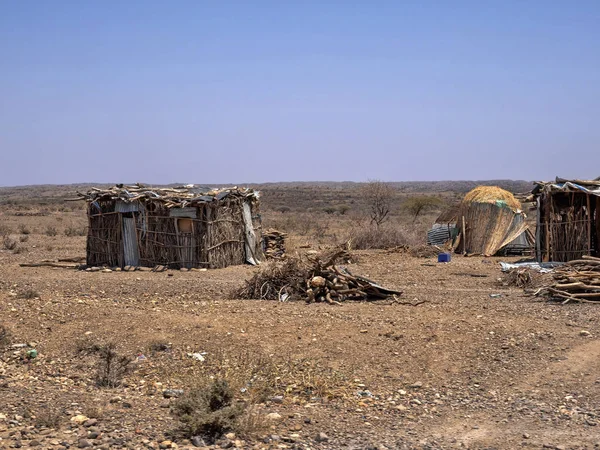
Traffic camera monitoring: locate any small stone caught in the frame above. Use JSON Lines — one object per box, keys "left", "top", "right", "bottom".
{"left": 315, "top": 432, "right": 329, "bottom": 442}
{"left": 78, "top": 439, "right": 92, "bottom": 448}
{"left": 191, "top": 436, "right": 206, "bottom": 447}
{"left": 411, "top": 381, "right": 423, "bottom": 388}
{"left": 225, "top": 433, "right": 236, "bottom": 440}
{"left": 266, "top": 412, "right": 282, "bottom": 422}
{"left": 523, "top": 433, "right": 530, "bottom": 439}
{"left": 271, "top": 396, "right": 284, "bottom": 404}
{"left": 83, "top": 419, "right": 97, "bottom": 427}
{"left": 580, "top": 330, "right": 591, "bottom": 337}
{"left": 29, "top": 440, "right": 41, "bottom": 447}
{"left": 70, "top": 415, "right": 89, "bottom": 425}
{"left": 159, "top": 441, "right": 173, "bottom": 449}
{"left": 162, "top": 389, "right": 184, "bottom": 399}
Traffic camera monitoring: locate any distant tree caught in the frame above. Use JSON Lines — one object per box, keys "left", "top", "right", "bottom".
{"left": 362, "top": 180, "right": 395, "bottom": 228}
{"left": 402, "top": 196, "right": 443, "bottom": 220}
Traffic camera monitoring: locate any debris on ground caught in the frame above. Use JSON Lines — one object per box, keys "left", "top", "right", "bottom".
{"left": 534, "top": 256, "right": 600, "bottom": 304}
{"left": 234, "top": 249, "right": 401, "bottom": 303}
{"left": 263, "top": 228, "right": 287, "bottom": 259}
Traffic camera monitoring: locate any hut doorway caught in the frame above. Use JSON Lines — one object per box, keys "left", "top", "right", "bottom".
{"left": 175, "top": 217, "right": 195, "bottom": 269}
{"left": 121, "top": 213, "right": 140, "bottom": 267}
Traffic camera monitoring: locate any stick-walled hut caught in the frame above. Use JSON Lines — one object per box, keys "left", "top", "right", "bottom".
{"left": 531, "top": 178, "right": 600, "bottom": 262}
{"left": 455, "top": 186, "right": 532, "bottom": 256}
{"left": 79, "top": 184, "right": 263, "bottom": 269}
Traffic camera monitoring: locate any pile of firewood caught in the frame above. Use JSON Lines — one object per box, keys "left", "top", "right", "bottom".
{"left": 306, "top": 251, "right": 401, "bottom": 304}
{"left": 263, "top": 229, "right": 287, "bottom": 259}
{"left": 535, "top": 256, "right": 600, "bottom": 304}
{"left": 234, "top": 248, "right": 402, "bottom": 304}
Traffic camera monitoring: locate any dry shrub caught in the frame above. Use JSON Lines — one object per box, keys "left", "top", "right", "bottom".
{"left": 18, "top": 224, "right": 31, "bottom": 235}
{"left": 65, "top": 226, "right": 86, "bottom": 237}
{"left": 174, "top": 348, "right": 346, "bottom": 441}
{"left": 18, "top": 288, "right": 39, "bottom": 299}
{"left": 19, "top": 235, "right": 29, "bottom": 243}
{"left": 173, "top": 378, "right": 246, "bottom": 441}
{"left": 348, "top": 226, "right": 411, "bottom": 250}
{"left": 34, "top": 405, "right": 63, "bottom": 429}
{"left": 0, "top": 325, "right": 10, "bottom": 348}
{"left": 149, "top": 340, "right": 171, "bottom": 353}
{"left": 233, "top": 257, "right": 311, "bottom": 301}
{"left": 0, "top": 224, "right": 12, "bottom": 236}
{"left": 45, "top": 226, "right": 58, "bottom": 237}
{"left": 3, "top": 236, "right": 17, "bottom": 251}
{"left": 95, "top": 343, "right": 131, "bottom": 387}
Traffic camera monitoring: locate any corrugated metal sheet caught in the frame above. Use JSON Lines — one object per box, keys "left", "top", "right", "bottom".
{"left": 122, "top": 217, "right": 140, "bottom": 266}
{"left": 427, "top": 224, "right": 455, "bottom": 246}
{"left": 170, "top": 207, "right": 197, "bottom": 218}
{"left": 242, "top": 202, "right": 260, "bottom": 265}
{"left": 115, "top": 200, "right": 141, "bottom": 213}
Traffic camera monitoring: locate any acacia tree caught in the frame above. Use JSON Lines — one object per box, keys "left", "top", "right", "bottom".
{"left": 362, "top": 180, "right": 395, "bottom": 228}
{"left": 402, "top": 196, "right": 443, "bottom": 220}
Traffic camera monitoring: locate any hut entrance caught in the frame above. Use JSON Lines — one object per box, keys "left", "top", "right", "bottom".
{"left": 121, "top": 213, "right": 140, "bottom": 267}
{"left": 174, "top": 216, "right": 196, "bottom": 269}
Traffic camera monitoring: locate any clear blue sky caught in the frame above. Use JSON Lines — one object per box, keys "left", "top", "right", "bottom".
{"left": 1, "top": 1, "right": 599, "bottom": 186}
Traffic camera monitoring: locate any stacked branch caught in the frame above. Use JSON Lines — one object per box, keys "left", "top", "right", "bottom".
{"left": 234, "top": 249, "right": 401, "bottom": 304}
{"left": 535, "top": 256, "right": 600, "bottom": 304}
{"left": 263, "top": 229, "right": 287, "bottom": 259}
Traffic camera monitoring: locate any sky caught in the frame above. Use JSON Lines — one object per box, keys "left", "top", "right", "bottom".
{"left": 1, "top": 1, "right": 599, "bottom": 186}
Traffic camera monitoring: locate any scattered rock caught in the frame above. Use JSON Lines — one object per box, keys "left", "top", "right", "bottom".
{"left": 315, "top": 432, "right": 329, "bottom": 443}
{"left": 266, "top": 412, "right": 282, "bottom": 422}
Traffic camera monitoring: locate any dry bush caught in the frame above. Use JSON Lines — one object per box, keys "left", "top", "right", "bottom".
{"left": 34, "top": 405, "right": 63, "bottom": 429}
{"left": 45, "top": 226, "right": 58, "bottom": 237}
{"left": 362, "top": 180, "right": 395, "bottom": 228}
{"left": 19, "top": 235, "right": 29, "bottom": 243}
{"left": 348, "top": 226, "right": 412, "bottom": 250}
{"left": 0, "top": 325, "right": 10, "bottom": 348}
{"left": 173, "top": 378, "right": 246, "bottom": 441}
{"left": 17, "top": 224, "right": 31, "bottom": 235}
{"left": 95, "top": 343, "right": 131, "bottom": 387}
{"left": 3, "top": 236, "right": 17, "bottom": 251}
{"left": 0, "top": 224, "right": 12, "bottom": 236}
{"left": 65, "top": 226, "right": 86, "bottom": 237}
{"left": 174, "top": 348, "right": 345, "bottom": 441}
{"left": 18, "top": 288, "right": 39, "bottom": 299}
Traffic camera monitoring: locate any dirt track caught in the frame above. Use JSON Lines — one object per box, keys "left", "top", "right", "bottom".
{"left": 2, "top": 231, "right": 600, "bottom": 449}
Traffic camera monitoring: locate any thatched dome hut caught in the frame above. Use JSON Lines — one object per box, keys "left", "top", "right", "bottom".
{"left": 456, "top": 186, "right": 530, "bottom": 256}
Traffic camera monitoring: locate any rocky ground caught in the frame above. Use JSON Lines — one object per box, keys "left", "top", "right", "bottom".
{"left": 1, "top": 220, "right": 600, "bottom": 449}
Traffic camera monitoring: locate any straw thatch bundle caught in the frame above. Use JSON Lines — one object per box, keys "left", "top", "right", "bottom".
{"left": 463, "top": 186, "right": 522, "bottom": 211}
{"left": 456, "top": 186, "right": 529, "bottom": 256}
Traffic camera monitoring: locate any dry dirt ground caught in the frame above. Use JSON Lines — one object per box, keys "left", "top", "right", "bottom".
{"left": 1, "top": 192, "right": 600, "bottom": 450}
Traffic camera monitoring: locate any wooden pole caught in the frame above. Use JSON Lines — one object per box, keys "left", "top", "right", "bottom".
{"left": 544, "top": 195, "right": 550, "bottom": 262}
{"left": 587, "top": 193, "right": 592, "bottom": 256}
{"left": 462, "top": 215, "right": 467, "bottom": 255}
